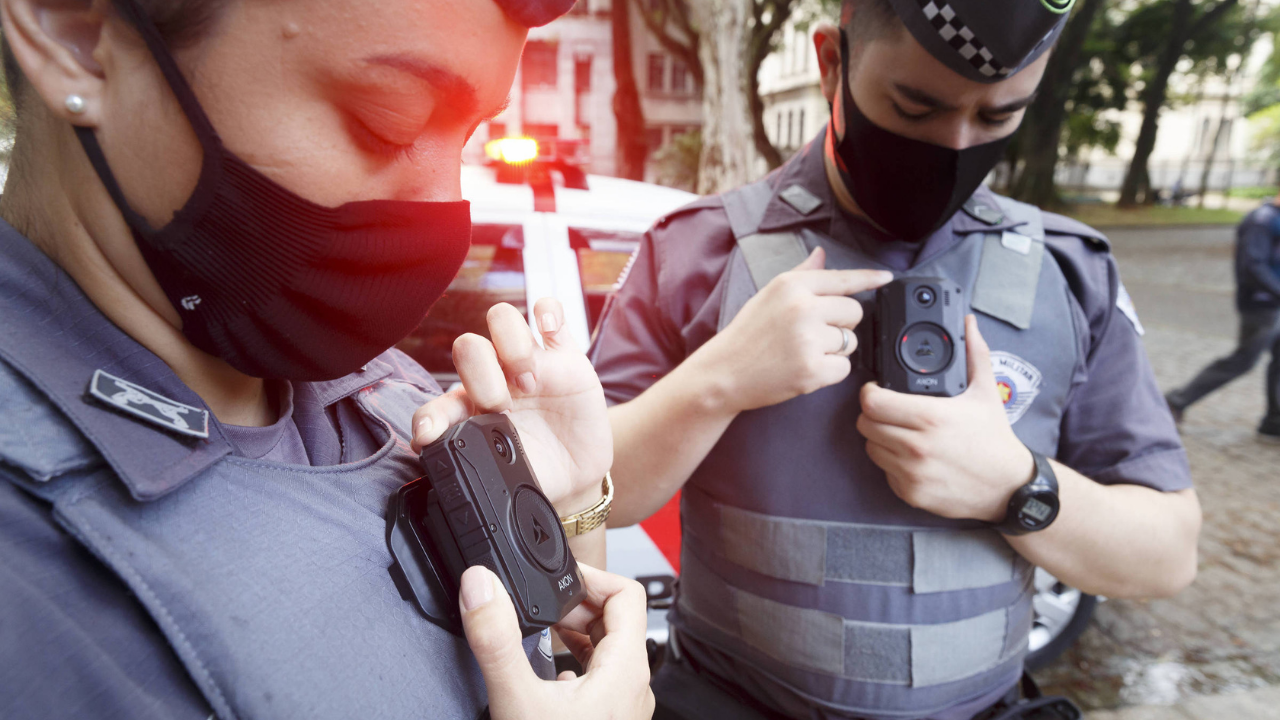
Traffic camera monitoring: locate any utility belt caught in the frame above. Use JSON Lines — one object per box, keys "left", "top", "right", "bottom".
{"left": 654, "top": 628, "right": 1081, "bottom": 720}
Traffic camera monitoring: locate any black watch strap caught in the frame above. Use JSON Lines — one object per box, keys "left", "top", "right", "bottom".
{"left": 994, "top": 450, "right": 1060, "bottom": 536}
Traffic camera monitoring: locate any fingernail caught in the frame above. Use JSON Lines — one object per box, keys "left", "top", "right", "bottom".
{"left": 541, "top": 313, "right": 559, "bottom": 335}
{"left": 877, "top": 271, "right": 895, "bottom": 282}
{"left": 414, "top": 416, "right": 431, "bottom": 442}
{"left": 516, "top": 372, "right": 536, "bottom": 394}
{"left": 460, "top": 567, "right": 494, "bottom": 612}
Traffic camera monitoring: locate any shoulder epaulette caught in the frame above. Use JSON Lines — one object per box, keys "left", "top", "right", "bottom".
{"left": 1040, "top": 211, "right": 1111, "bottom": 252}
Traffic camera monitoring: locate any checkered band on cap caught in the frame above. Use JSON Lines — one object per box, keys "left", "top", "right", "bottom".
{"left": 918, "top": 0, "right": 1012, "bottom": 78}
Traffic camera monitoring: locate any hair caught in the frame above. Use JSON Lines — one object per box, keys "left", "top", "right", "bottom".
{"left": 840, "top": 0, "right": 903, "bottom": 50}
{"left": 2, "top": 0, "right": 230, "bottom": 114}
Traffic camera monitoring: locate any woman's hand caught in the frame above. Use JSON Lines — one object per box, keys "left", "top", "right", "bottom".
{"left": 411, "top": 298, "right": 611, "bottom": 514}
{"left": 459, "top": 563, "right": 654, "bottom": 720}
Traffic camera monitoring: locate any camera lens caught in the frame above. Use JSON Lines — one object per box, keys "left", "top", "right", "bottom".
{"left": 493, "top": 434, "right": 510, "bottom": 460}
{"left": 914, "top": 287, "right": 936, "bottom": 308}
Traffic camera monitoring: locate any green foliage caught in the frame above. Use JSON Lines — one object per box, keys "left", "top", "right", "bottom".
{"left": 1226, "top": 184, "right": 1279, "bottom": 198}
{"left": 652, "top": 128, "right": 702, "bottom": 191}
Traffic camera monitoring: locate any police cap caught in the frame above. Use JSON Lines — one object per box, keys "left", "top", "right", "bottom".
{"left": 495, "top": 0, "right": 577, "bottom": 27}
{"left": 885, "top": 0, "right": 1075, "bottom": 83}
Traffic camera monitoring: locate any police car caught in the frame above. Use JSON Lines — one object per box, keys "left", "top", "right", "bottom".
{"left": 394, "top": 137, "right": 1095, "bottom": 670}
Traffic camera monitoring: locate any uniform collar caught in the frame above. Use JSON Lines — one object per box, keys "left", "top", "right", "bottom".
{"left": 754, "top": 124, "right": 1032, "bottom": 242}
{"left": 0, "top": 222, "right": 391, "bottom": 501}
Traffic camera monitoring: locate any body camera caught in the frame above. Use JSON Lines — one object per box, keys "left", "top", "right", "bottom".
{"left": 874, "top": 277, "right": 967, "bottom": 397}
{"left": 387, "top": 414, "right": 584, "bottom": 637}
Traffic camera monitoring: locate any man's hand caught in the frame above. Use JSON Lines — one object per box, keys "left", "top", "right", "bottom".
{"left": 411, "top": 298, "right": 610, "bottom": 515}
{"left": 857, "top": 315, "right": 1035, "bottom": 522}
{"left": 692, "top": 246, "right": 893, "bottom": 413}
{"left": 460, "top": 564, "right": 654, "bottom": 720}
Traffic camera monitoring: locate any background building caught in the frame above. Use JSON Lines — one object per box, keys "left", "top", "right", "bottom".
{"left": 463, "top": 0, "right": 702, "bottom": 179}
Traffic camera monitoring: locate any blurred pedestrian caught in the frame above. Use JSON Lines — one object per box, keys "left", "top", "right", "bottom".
{"left": 1166, "top": 196, "right": 1280, "bottom": 438}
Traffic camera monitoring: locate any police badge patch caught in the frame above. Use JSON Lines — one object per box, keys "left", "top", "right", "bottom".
{"left": 990, "top": 351, "right": 1042, "bottom": 425}
{"left": 88, "top": 370, "right": 210, "bottom": 439}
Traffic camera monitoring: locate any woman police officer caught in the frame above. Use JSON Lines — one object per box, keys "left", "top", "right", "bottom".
{"left": 0, "top": 0, "right": 653, "bottom": 718}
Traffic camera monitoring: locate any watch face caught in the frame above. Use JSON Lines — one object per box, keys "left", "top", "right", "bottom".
{"left": 1022, "top": 497, "right": 1054, "bottom": 522}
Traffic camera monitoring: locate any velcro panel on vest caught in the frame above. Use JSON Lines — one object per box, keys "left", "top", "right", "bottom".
{"left": 678, "top": 550, "right": 1023, "bottom": 687}
{"left": 971, "top": 232, "right": 1045, "bottom": 330}
{"left": 713, "top": 500, "right": 1018, "bottom": 593}
{"left": 738, "top": 233, "right": 811, "bottom": 291}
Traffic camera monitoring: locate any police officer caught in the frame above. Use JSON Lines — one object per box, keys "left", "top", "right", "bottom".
{"left": 1165, "top": 196, "right": 1280, "bottom": 438}
{"left": 591, "top": 0, "right": 1203, "bottom": 718}
{"left": 0, "top": 1, "right": 653, "bottom": 718}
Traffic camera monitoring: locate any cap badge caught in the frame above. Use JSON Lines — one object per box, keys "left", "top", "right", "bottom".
{"left": 87, "top": 370, "right": 210, "bottom": 439}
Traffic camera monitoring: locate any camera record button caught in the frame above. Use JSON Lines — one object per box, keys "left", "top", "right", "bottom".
{"left": 899, "top": 323, "right": 955, "bottom": 375}
{"left": 513, "top": 487, "right": 567, "bottom": 573}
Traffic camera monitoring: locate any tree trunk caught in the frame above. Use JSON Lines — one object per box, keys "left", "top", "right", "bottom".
{"left": 1010, "top": 0, "right": 1106, "bottom": 208}
{"left": 1118, "top": 0, "right": 1194, "bottom": 207}
{"left": 690, "top": 0, "right": 759, "bottom": 194}
{"left": 612, "top": 0, "right": 648, "bottom": 181}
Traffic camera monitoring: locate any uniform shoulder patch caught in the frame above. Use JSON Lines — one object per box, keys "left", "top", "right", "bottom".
{"left": 87, "top": 370, "right": 210, "bottom": 439}
{"left": 990, "top": 351, "right": 1042, "bottom": 425}
{"left": 1116, "top": 283, "right": 1145, "bottom": 336}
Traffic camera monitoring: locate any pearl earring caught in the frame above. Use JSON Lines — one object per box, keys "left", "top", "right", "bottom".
{"left": 64, "top": 94, "right": 86, "bottom": 114}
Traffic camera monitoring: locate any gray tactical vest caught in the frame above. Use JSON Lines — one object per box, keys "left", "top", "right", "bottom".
{"left": 671, "top": 180, "right": 1082, "bottom": 718}
{"left": 0, "top": 361, "right": 551, "bottom": 720}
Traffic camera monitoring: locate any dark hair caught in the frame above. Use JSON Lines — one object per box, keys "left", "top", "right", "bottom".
{"left": 841, "top": 0, "right": 902, "bottom": 47}
{"left": 2, "top": 0, "right": 230, "bottom": 112}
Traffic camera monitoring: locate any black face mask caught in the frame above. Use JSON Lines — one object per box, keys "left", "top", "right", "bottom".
{"left": 831, "top": 31, "right": 1012, "bottom": 242}
{"left": 75, "top": 0, "right": 472, "bottom": 381}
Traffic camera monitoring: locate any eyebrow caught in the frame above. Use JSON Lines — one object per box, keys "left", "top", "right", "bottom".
{"left": 365, "top": 54, "right": 507, "bottom": 121}
{"left": 892, "top": 82, "right": 1038, "bottom": 115}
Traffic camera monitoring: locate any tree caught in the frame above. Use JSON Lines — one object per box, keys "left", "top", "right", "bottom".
{"left": 636, "top": 0, "right": 802, "bottom": 193}
{"left": 1117, "top": 0, "right": 1242, "bottom": 206}
{"left": 1007, "top": 0, "right": 1109, "bottom": 207}
{"left": 612, "top": 0, "right": 649, "bottom": 180}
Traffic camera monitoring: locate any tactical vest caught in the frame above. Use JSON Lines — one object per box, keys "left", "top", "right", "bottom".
{"left": 0, "top": 359, "right": 551, "bottom": 720}
{"left": 671, "top": 180, "right": 1083, "bottom": 719}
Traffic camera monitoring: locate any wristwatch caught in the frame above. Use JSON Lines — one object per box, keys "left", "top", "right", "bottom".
{"left": 993, "top": 451, "right": 1060, "bottom": 536}
{"left": 560, "top": 472, "right": 614, "bottom": 538}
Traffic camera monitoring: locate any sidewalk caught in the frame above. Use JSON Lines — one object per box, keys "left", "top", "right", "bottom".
{"left": 1087, "top": 684, "right": 1280, "bottom": 719}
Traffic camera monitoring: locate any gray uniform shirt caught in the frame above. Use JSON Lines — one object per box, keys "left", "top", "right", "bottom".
{"left": 0, "top": 221, "right": 527, "bottom": 719}
{"left": 589, "top": 127, "right": 1191, "bottom": 719}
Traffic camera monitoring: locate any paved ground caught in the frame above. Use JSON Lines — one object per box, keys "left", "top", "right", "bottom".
{"left": 1031, "top": 226, "right": 1280, "bottom": 718}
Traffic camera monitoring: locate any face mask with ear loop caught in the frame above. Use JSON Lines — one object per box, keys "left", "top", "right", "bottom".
{"left": 73, "top": 0, "right": 473, "bottom": 381}
{"left": 830, "top": 29, "right": 1013, "bottom": 242}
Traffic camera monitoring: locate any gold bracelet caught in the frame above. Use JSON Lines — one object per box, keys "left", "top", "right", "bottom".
{"left": 560, "top": 472, "right": 613, "bottom": 538}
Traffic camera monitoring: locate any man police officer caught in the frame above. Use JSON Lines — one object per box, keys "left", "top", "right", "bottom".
{"left": 590, "top": 0, "right": 1202, "bottom": 718}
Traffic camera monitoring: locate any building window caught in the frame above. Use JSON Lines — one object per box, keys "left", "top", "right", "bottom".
{"left": 787, "top": 110, "right": 794, "bottom": 148}
{"left": 522, "top": 41, "right": 558, "bottom": 89}
{"left": 776, "top": 112, "right": 783, "bottom": 146}
{"left": 798, "top": 109, "right": 805, "bottom": 145}
{"left": 568, "top": 0, "right": 589, "bottom": 15}
{"left": 647, "top": 53, "right": 666, "bottom": 93}
{"left": 671, "top": 60, "right": 692, "bottom": 94}
{"left": 575, "top": 56, "right": 593, "bottom": 93}
{"left": 488, "top": 122, "right": 507, "bottom": 140}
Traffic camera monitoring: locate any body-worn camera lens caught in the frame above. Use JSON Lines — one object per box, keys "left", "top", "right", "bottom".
{"left": 914, "top": 287, "right": 936, "bottom": 307}
{"left": 493, "top": 432, "right": 512, "bottom": 461}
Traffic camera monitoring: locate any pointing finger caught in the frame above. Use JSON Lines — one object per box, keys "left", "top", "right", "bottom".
{"left": 793, "top": 268, "right": 895, "bottom": 297}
